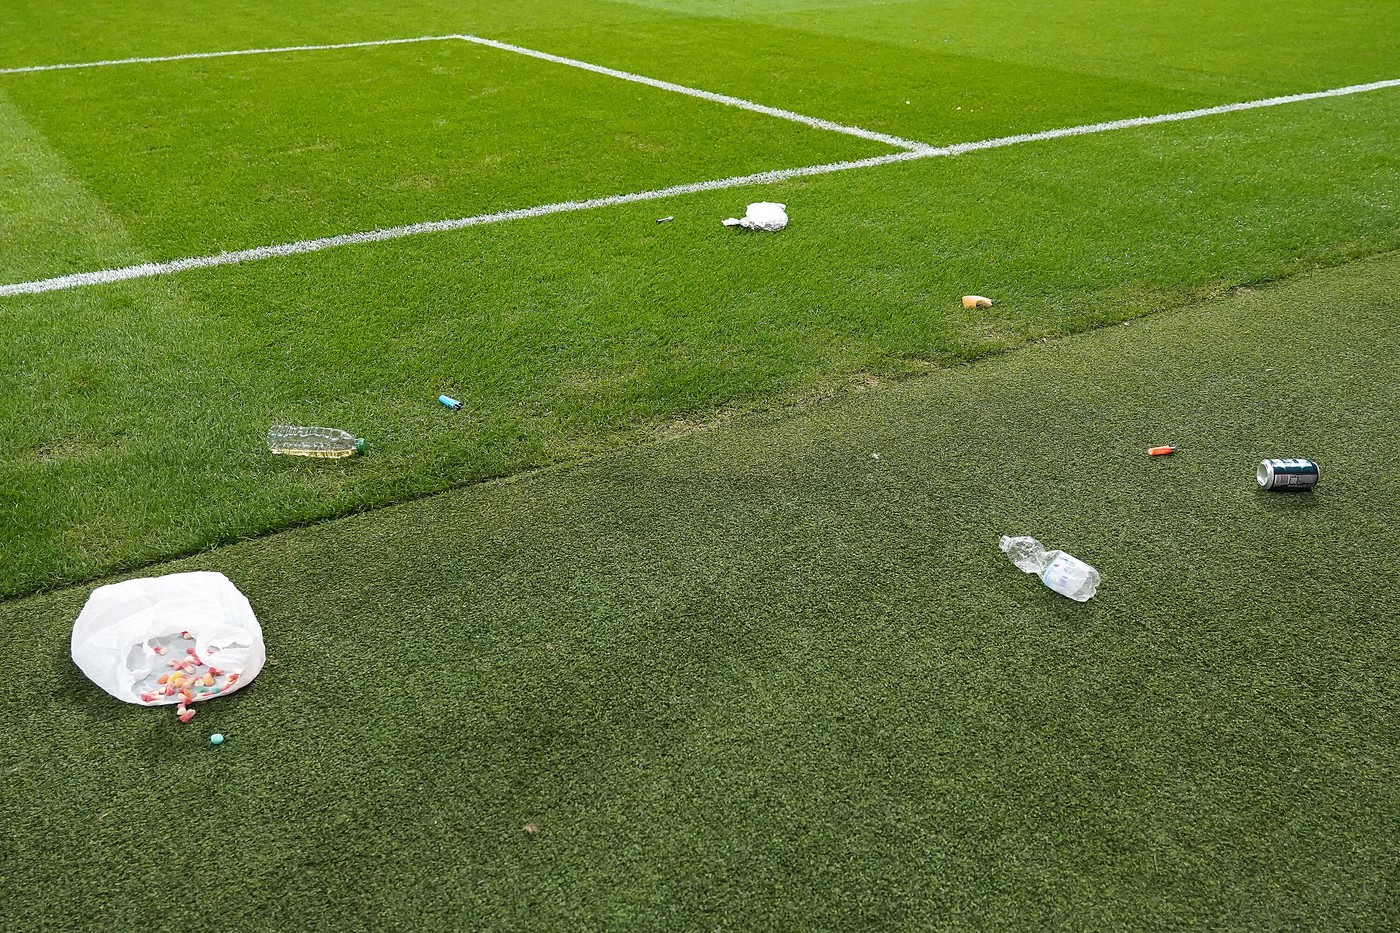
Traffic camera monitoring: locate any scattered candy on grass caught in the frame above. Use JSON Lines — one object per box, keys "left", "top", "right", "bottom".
{"left": 135, "top": 636, "right": 247, "bottom": 721}
{"left": 210, "top": 734, "right": 224, "bottom": 746}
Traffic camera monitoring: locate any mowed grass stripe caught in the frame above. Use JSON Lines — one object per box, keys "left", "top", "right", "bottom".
{"left": 3, "top": 253, "right": 1396, "bottom": 930}
{"left": 4, "top": 75, "right": 1398, "bottom": 297}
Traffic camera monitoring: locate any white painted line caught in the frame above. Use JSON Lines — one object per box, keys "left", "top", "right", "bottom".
{"left": 2, "top": 75, "right": 1396, "bottom": 298}
{"left": 0, "top": 32, "right": 924, "bottom": 152}
{"left": 452, "top": 34, "right": 928, "bottom": 152}
{"left": 0, "top": 35, "right": 460, "bottom": 75}
{"left": 932, "top": 76, "right": 1400, "bottom": 156}
{"left": 0, "top": 151, "right": 925, "bottom": 297}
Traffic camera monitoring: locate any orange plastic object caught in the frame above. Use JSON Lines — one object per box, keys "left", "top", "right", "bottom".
{"left": 1148, "top": 445, "right": 1177, "bottom": 457}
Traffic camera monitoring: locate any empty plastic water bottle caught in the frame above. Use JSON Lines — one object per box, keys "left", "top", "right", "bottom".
{"left": 267, "top": 425, "right": 364, "bottom": 458}
{"left": 999, "top": 535, "right": 1100, "bottom": 602}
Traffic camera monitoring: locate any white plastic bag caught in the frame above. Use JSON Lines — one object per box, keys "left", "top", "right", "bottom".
{"left": 722, "top": 202, "right": 788, "bottom": 231}
{"left": 71, "top": 571, "right": 265, "bottom": 706}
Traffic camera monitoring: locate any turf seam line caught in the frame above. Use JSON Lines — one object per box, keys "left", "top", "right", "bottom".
{"left": 0, "top": 35, "right": 461, "bottom": 74}
{"left": 449, "top": 34, "right": 928, "bottom": 151}
{"left": 1, "top": 76, "right": 1397, "bottom": 298}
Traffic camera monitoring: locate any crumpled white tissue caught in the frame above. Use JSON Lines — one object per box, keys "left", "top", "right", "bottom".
{"left": 723, "top": 202, "right": 788, "bottom": 232}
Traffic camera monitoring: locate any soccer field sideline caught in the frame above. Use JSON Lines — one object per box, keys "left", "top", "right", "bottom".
{"left": 1, "top": 31, "right": 1396, "bottom": 297}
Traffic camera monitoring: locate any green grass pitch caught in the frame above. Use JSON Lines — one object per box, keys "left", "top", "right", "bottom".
{"left": 1, "top": 1, "right": 1398, "bottom": 929}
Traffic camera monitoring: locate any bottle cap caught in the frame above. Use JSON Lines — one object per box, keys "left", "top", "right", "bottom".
{"left": 355, "top": 438, "right": 366, "bottom": 455}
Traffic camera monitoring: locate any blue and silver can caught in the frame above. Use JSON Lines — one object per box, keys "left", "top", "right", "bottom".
{"left": 1257, "top": 458, "right": 1319, "bottom": 491}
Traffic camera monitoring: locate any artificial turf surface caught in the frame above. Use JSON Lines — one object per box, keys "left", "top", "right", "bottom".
{"left": 2, "top": 0, "right": 1399, "bottom": 598}
{"left": 2, "top": 252, "right": 1397, "bottom": 931}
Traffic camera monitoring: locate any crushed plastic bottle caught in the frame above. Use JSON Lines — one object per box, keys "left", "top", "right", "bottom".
{"left": 267, "top": 425, "right": 364, "bottom": 458}
{"left": 998, "top": 535, "right": 1100, "bottom": 602}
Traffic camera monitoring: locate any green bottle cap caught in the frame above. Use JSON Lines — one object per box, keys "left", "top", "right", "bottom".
{"left": 355, "top": 438, "right": 366, "bottom": 455}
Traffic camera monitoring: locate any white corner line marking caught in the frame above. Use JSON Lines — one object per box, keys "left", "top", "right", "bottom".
{"left": 0, "top": 32, "right": 925, "bottom": 151}
{"left": 451, "top": 34, "right": 928, "bottom": 152}
{"left": 2, "top": 76, "right": 1397, "bottom": 298}
{"left": 0, "top": 35, "right": 461, "bottom": 75}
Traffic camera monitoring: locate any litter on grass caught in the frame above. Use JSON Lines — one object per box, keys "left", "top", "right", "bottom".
{"left": 962, "top": 295, "right": 994, "bottom": 309}
{"left": 1148, "top": 444, "right": 1178, "bottom": 456}
{"left": 267, "top": 425, "right": 363, "bottom": 458}
{"left": 438, "top": 395, "right": 463, "bottom": 411}
{"left": 723, "top": 202, "right": 788, "bottom": 232}
{"left": 999, "top": 536, "right": 1100, "bottom": 602}
{"left": 656, "top": 216, "right": 674, "bottom": 224}
{"left": 1257, "top": 458, "right": 1319, "bottom": 491}
{"left": 71, "top": 571, "right": 265, "bottom": 723}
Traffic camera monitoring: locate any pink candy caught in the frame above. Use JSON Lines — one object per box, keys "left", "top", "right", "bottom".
{"left": 143, "top": 638, "right": 241, "bottom": 723}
